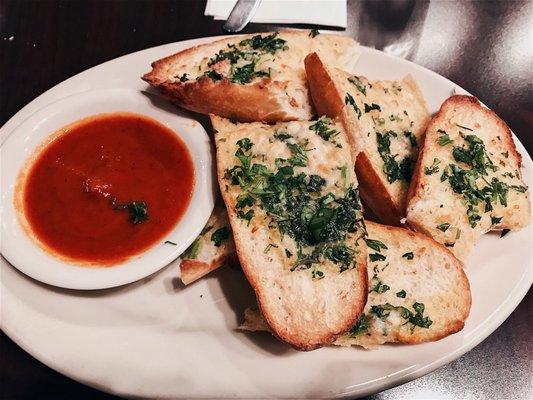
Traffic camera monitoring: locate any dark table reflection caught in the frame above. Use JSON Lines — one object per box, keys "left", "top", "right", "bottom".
{"left": 0, "top": 0, "right": 531, "bottom": 399}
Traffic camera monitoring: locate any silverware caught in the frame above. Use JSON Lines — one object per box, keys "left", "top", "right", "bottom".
{"left": 223, "top": 0, "right": 262, "bottom": 33}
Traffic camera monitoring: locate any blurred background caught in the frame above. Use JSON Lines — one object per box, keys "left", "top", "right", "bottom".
{"left": 1, "top": 1, "right": 531, "bottom": 399}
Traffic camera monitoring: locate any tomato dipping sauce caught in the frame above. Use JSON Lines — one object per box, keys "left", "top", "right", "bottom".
{"left": 20, "top": 113, "right": 194, "bottom": 265}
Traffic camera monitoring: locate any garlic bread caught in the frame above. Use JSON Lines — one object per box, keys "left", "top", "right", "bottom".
{"left": 179, "top": 202, "right": 236, "bottom": 285}
{"left": 143, "top": 30, "right": 360, "bottom": 123}
{"left": 212, "top": 115, "right": 368, "bottom": 350}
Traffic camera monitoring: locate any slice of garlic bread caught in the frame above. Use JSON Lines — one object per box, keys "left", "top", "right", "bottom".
{"left": 212, "top": 115, "right": 368, "bottom": 350}
{"left": 304, "top": 52, "right": 430, "bottom": 225}
{"left": 179, "top": 201, "right": 236, "bottom": 285}
{"left": 406, "top": 95, "right": 530, "bottom": 261}
{"left": 241, "top": 221, "right": 471, "bottom": 349}
{"left": 143, "top": 30, "right": 360, "bottom": 123}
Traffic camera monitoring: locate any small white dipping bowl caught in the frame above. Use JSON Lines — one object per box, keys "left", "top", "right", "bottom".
{"left": 0, "top": 88, "right": 216, "bottom": 290}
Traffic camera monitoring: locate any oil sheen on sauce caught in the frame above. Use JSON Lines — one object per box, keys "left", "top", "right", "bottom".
{"left": 20, "top": 112, "right": 194, "bottom": 265}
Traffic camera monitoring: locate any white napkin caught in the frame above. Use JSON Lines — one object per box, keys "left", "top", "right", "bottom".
{"left": 205, "top": 0, "right": 347, "bottom": 28}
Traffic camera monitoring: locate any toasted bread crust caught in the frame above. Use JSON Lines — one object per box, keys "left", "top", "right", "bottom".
{"left": 212, "top": 115, "right": 368, "bottom": 351}
{"left": 145, "top": 76, "right": 311, "bottom": 123}
{"left": 304, "top": 52, "right": 430, "bottom": 226}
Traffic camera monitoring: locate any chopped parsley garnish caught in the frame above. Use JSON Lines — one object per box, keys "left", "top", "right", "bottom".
{"left": 307, "top": 174, "right": 326, "bottom": 192}
{"left": 178, "top": 73, "right": 189, "bottom": 82}
{"left": 348, "top": 76, "right": 367, "bottom": 95}
{"left": 370, "top": 302, "right": 433, "bottom": 329}
{"left": 491, "top": 216, "right": 502, "bottom": 224}
{"left": 376, "top": 131, "right": 413, "bottom": 183}
{"left": 345, "top": 93, "right": 362, "bottom": 119}
{"left": 287, "top": 141, "right": 310, "bottom": 167}
{"left": 236, "top": 137, "right": 253, "bottom": 151}
{"left": 437, "top": 223, "right": 450, "bottom": 232}
{"left": 437, "top": 130, "right": 453, "bottom": 146}
{"left": 225, "top": 135, "right": 366, "bottom": 277}
{"left": 237, "top": 209, "right": 254, "bottom": 224}
{"left": 500, "top": 229, "right": 510, "bottom": 238}
{"left": 364, "top": 103, "right": 381, "bottom": 113}
{"left": 348, "top": 314, "right": 368, "bottom": 337}
{"left": 365, "top": 238, "right": 388, "bottom": 252}
{"left": 203, "top": 32, "right": 287, "bottom": 84}
{"left": 230, "top": 62, "right": 270, "bottom": 84}
{"left": 369, "top": 253, "right": 386, "bottom": 262}
{"left": 239, "top": 32, "right": 288, "bottom": 53}
{"left": 510, "top": 185, "right": 527, "bottom": 193}
{"left": 404, "top": 131, "right": 417, "bottom": 147}
{"left": 424, "top": 158, "right": 440, "bottom": 175}
{"left": 211, "top": 226, "right": 230, "bottom": 247}
{"left": 396, "top": 290, "right": 407, "bottom": 298}
{"left": 370, "top": 280, "right": 390, "bottom": 294}
{"left": 309, "top": 29, "right": 320, "bottom": 38}
{"left": 204, "top": 70, "right": 222, "bottom": 82}
{"left": 444, "top": 136, "right": 509, "bottom": 227}
{"left": 309, "top": 117, "right": 339, "bottom": 141}
{"left": 273, "top": 131, "right": 292, "bottom": 141}
{"left": 184, "top": 239, "right": 200, "bottom": 259}
{"left": 113, "top": 200, "right": 148, "bottom": 225}
{"left": 402, "top": 252, "right": 414, "bottom": 260}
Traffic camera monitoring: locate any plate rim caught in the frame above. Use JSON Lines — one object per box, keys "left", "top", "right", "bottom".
{"left": 1, "top": 35, "right": 532, "bottom": 399}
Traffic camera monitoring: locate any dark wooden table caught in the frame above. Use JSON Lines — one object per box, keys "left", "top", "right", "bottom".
{"left": 1, "top": 1, "right": 531, "bottom": 399}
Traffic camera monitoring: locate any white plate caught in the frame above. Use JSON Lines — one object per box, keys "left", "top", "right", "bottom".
{"left": 0, "top": 37, "right": 532, "bottom": 399}
{"left": 0, "top": 88, "right": 216, "bottom": 290}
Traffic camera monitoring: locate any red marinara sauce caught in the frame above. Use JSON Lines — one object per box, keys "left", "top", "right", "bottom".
{"left": 20, "top": 113, "right": 194, "bottom": 265}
